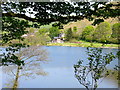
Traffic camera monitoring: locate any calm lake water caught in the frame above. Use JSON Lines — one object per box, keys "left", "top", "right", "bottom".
{"left": 0, "top": 46, "right": 119, "bottom": 88}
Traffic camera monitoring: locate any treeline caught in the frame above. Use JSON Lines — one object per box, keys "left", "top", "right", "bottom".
{"left": 22, "top": 21, "right": 119, "bottom": 45}
{"left": 65, "top": 22, "right": 120, "bottom": 44}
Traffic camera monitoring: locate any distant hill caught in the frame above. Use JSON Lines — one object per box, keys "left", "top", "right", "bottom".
{"left": 63, "top": 17, "right": 119, "bottom": 34}
{"left": 63, "top": 19, "right": 92, "bottom": 34}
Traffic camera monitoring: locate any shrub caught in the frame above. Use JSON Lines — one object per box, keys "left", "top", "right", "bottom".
{"left": 93, "top": 22, "right": 112, "bottom": 43}
{"left": 65, "top": 28, "right": 73, "bottom": 41}
{"left": 111, "top": 23, "right": 120, "bottom": 38}
{"left": 82, "top": 25, "right": 94, "bottom": 41}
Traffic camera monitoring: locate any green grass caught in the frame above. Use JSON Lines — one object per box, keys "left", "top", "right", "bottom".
{"left": 0, "top": 39, "right": 118, "bottom": 48}
{"left": 47, "top": 40, "right": 118, "bottom": 48}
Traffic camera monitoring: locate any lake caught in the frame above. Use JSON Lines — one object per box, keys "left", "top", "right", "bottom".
{"left": 0, "top": 46, "right": 119, "bottom": 88}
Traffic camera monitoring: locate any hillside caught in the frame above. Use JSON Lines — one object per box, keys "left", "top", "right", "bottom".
{"left": 63, "top": 19, "right": 92, "bottom": 34}
{"left": 63, "top": 17, "right": 119, "bottom": 34}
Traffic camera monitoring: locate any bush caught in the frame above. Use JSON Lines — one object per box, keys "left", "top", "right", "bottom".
{"left": 82, "top": 25, "right": 94, "bottom": 41}
{"left": 39, "top": 28, "right": 48, "bottom": 35}
{"left": 93, "top": 22, "right": 112, "bottom": 43}
{"left": 107, "top": 37, "right": 119, "bottom": 44}
{"left": 111, "top": 23, "right": 120, "bottom": 38}
{"left": 24, "top": 32, "right": 51, "bottom": 45}
{"left": 29, "top": 28, "right": 35, "bottom": 33}
{"left": 65, "top": 28, "right": 73, "bottom": 41}
{"left": 69, "top": 38, "right": 78, "bottom": 43}
{"left": 49, "top": 27, "right": 60, "bottom": 39}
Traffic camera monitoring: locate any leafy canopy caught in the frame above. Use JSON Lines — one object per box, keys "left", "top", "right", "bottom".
{"left": 111, "top": 23, "right": 120, "bottom": 38}
{"left": 93, "top": 22, "right": 112, "bottom": 43}
{"left": 49, "top": 26, "right": 60, "bottom": 39}
{"left": 82, "top": 25, "right": 94, "bottom": 41}
{"left": 65, "top": 28, "right": 73, "bottom": 41}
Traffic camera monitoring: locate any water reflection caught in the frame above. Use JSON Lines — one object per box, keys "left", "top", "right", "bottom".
{"left": 1, "top": 46, "right": 118, "bottom": 88}
{"left": 3, "top": 46, "right": 49, "bottom": 88}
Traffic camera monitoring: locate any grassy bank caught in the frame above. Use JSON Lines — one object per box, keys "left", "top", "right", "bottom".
{"left": 47, "top": 40, "right": 119, "bottom": 49}
{"left": 0, "top": 39, "right": 119, "bottom": 49}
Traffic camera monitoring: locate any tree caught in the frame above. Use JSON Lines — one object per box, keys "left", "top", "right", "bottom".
{"left": 72, "top": 26, "right": 79, "bottom": 40}
{"left": 24, "top": 32, "right": 51, "bottom": 46}
{"left": 74, "top": 47, "right": 116, "bottom": 90}
{"left": 111, "top": 23, "right": 120, "bottom": 38}
{"left": 93, "top": 22, "right": 112, "bottom": 43}
{"left": 1, "top": 16, "right": 30, "bottom": 66}
{"left": 3, "top": 46, "right": 48, "bottom": 88}
{"left": 2, "top": 2, "right": 120, "bottom": 26}
{"left": 82, "top": 25, "right": 94, "bottom": 41}
{"left": 23, "top": 28, "right": 51, "bottom": 45}
{"left": 48, "top": 26, "right": 60, "bottom": 39}
{"left": 73, "top": 26, "right": 77, "bottom": 33}
{"left": 65, "top": 28, "right": 73, "bottom": 41}
{"left": 107, "top": 23, "right": 120, "bottom": 44}
{"left": 29, "top": 28, "right": 35, "bottom": 33}
{"left": 39, "top": 28, "right": 48, "bottom": 35}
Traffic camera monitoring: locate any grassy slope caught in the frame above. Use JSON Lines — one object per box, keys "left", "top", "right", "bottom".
{"left": 63, "top": 17, "right": 119, "bottom": 33}
{"left": 63, "top": 19, "right": 92, "bottom": 34}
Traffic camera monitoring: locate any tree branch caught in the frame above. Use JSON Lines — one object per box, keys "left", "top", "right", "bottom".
{"left": 2, "top": 12, "right": 38, "bottom": 22}
{"left": 2, "top": 12, "right": 84, "bottom": 23}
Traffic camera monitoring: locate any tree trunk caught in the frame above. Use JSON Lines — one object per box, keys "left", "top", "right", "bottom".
{"left": 12, "top": 66, "right": 20, "bottom": 90}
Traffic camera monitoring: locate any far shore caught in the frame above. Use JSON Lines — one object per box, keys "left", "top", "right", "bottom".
{"left": 46, "top": 41, "right": 119, "bottom": 49}
{"left": 0, "top": 40, "right": 119, "bottom": 49}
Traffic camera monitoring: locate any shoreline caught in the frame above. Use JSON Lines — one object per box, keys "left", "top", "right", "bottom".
{"left": 0, "top": 40, "right": 119, "bottom": 49}
{"left": 46, "top": 42, "right": 119, "bottom": 49}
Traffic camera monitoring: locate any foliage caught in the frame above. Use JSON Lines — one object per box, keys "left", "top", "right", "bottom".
{"left": 82, "top": 26, "right": 95, "bottom": 41}
{"left": 73, "top": 26, "right": 77, "bottom": 33}
{"left": 3, "top": 46, "right": 48, "bottom": 88}
{"left": 48, "top": 26, "right": 60, "bottom": 39}
{"left": 74, "top": 47, "right": 116, "bottom": 90}
{"left": 80, "top": 22, "right": 119, "bottom": 44}
{"left": 107, "top": 37, "right": 119, "bottom": 44}
{"left": 2, "top": 2, "right": 120, "bottom": 25}
{"left": 93, "top": 22, "right": 112, "bottom": 43}
{"left": 69, "top": 38, "right": 78, "bottom": 43}
{"left": 2, "top": 16, "right": 29, "bottom": 44}
{"left": 65, "top": 28, "right": 73, "bottom": 41}
{"left": 39, "top": 28, "right": 48, "bottom": 35}
{"left": 1, "top": 16, "right": 30, "bottom": 66}
{"left": 111, "top": 23, "right": 120, "bottom": 38}
{"left": 29, "top": 28, "right": 35, "bottom": 33}
{"left": 52, "top": 22, "right": 64, "bottom": 29}
{"left": 24, "top": 31, "right": 51, "bottom": 45}
{"left": 72, "top": 26, "right": 79, "bottom": 40}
